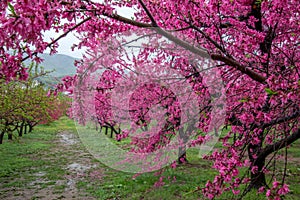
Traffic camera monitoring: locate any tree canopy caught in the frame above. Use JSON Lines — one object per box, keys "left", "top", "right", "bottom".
{"left": 0, "top": 0, "right": 299, "bottom": 199}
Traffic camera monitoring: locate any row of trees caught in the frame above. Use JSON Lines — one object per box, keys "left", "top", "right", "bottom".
{"left": 0, "top": 0, "right": 299, "bottom": 199}
{"left": 90, "top": 63, "right": 209, "bottom": 164}
{"left": 0, "top": 65, "right": 68, "bottom": 144}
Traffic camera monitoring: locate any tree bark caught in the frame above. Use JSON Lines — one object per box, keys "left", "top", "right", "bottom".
{"left": 258, "top": 128, "right": 300, "bottom": 159}
{"left": 110, "top": 127, "right": 113, "bottom": 138}
{"left": 8, "top": 132, "right": 13, "bottom": 140}
{"left": 178, "top": 127, "right": 188, "bottom": 164}
{"left": 246, "top": 147, "right": 267, "bottom": 194}
{"left": 29, "top": 124, "right": 33, "bottom": 133}
{"left": 247, "top": 128, "right": 300, "bottom": 191}
{"left": 178, "top": 147, "right": 187, "bottom": 164}
{"left": 18, "top": 121, "right": 24, "bottom": 137}
{"left": 247, "top": 130, "right": 266, "bottom": 189}
{"left": 105, "top": 126, "right": 108, "bottom": 135}
{"left": 0, "top": 132, "right": 4, "bottom": 144}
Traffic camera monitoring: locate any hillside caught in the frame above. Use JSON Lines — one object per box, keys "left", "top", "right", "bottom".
{"left": 23, "top": 53, "right": 78, "bottom": 88}
{"left": 24, "top": 53, "right": 78, "bottom": 77}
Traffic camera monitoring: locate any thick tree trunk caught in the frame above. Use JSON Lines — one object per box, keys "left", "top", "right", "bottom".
{"left": 116, "top": 127, "right": 121, "bottom": 142}
{"left": 29, "top": 125, "right": 33, "bottom": 133}
{"left": 247, "top": 128, "right": 300, "bottom": 191}
{"left": 178, "top": 127, "right": 188, "bottom": 164}
{"left": 110, "top": 127, "right": 113, "bottom": 138}
{"left": 247, "top": 134, "right": 267, "bottom": 190}
{"left": 0, "top": 132, "right": 4, "bottom": 144}
{"left": 19, "top": 125, "right": 23, "bottom": 137}
{"left": 105, "top": 126, "right": 108, "bottom": 135}
{"left": 249, "top": 156, "right": 267, "bottom": 189}
{"left": 178, "top": 147, "right": 187, "bottom": 164}
{"left": 19, "top": 122, "right": 24, "bottom": 137}
{"left": 8, "top": 132, "right": 13, "bottom": 140}
{"left": 24, "top": 125, "right": 27, "bottom": 134}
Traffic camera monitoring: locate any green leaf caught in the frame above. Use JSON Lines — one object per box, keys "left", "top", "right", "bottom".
{"left": 239, "top": 98, "right": 248, "bottom": 103}
{"left": 255, "top": 0, "right": 262, "bottom": 5}
{"left": 289, "top": 65, "right": 295, "bottom": 69}
{"left": 8, "top": 3, "right": 17, "bottom": 17}
{"left": 265, "top": 88, "right": 277, "bottom": 95}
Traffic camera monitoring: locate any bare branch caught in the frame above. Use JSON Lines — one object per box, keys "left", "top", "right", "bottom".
{"left": 154, "top": 27, "right": 210, "bottom": 58}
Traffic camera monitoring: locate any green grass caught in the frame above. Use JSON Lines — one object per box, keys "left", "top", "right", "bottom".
{"left": 0, "top": 117, "right": 299, "bottom": 200}
{"left": 0, "top": 130, "right": 55, "bottom": 178}
{"left": 0, "top": 117, "right": 74, "bottom": 196}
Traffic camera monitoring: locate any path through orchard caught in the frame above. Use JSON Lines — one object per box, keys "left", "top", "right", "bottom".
{"left": 0, "top": 130, "right": 104, "bottom": 200}
{"left": 1, "top": 118, "right": 299, "bottom": 200}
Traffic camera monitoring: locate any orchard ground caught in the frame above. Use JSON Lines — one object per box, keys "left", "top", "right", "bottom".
{"left": 0, "top": 117, "right": 299, "bottom": 200}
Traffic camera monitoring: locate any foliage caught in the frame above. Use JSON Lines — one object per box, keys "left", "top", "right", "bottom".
{"left": 0, "top": 65, "right": 68, "bottom": 144}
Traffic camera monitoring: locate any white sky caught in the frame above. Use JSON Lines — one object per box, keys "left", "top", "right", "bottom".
{"left": 43, "top": 6, "right": 135, "bottom": 58}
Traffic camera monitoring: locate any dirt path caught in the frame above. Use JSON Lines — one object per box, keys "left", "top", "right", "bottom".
{"left": 0, "top": 131, "right": 104, "bottom": 200}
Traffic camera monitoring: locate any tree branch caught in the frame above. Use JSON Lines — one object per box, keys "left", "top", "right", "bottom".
{"left": 61, "top": 2, "right": 269, "bottom": 85}
{"left": 102, "top": 12, "right": 152, "bottom": 28}
{"left": 210, "top": 54, "right": 266, "bottom": 83}
{"left": 20, "top": 0, "right": 267, "bottom": 85}
{"left": 138, "top": 0, "right": 158, "bottom": 26}
{"left": 21, "top": 17, "right": 92, "bottom": 62}
{"left": 103, "top": 13, "right": 267, "bottom": 84}
{"left": 258, "top": 128, "right": 300, "bottom": 160}
{"left": 262, "top": 110, "right": 300, "bottom": 129}
{"left": 154, "top": 27, "right": 210, "bottom": 58}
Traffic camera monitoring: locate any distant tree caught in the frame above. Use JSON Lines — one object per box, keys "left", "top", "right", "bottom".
{"left": 0, "top": 65, "right": 67, "bottom": 143}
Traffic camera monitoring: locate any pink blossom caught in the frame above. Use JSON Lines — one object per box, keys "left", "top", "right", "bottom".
{"left": 272, "top": 180, "right": 280, "bottom": 189}
{"left": 1, "top": 0, "right": 298, "bottom": 199}
{"left": 266, "top": 189, "right": 271, "bottom": 197}
{"left": 258, "top": 186, "right": 265, "bottom": 193}
{"left": 232, "top": 189, "right": 240, "bottom": 195}
{"left": 277, "top": 184, "right": 289, "bottom": 195}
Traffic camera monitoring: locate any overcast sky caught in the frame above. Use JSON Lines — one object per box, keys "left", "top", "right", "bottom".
{"left": 43, "top": 6, "right": 135, "bottom": 58}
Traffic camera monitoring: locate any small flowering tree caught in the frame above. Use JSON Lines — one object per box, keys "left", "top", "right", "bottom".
{"left": 1, "top": 0, "right": 299, "bottom": 199}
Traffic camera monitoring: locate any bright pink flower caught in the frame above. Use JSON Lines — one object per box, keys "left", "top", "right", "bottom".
{"left": 278, "top": 184, "right": 289, "bottom": 195}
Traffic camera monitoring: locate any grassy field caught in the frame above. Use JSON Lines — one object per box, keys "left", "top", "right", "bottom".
{"left": 0, "top": 117, "right": 299, "bottom": 199}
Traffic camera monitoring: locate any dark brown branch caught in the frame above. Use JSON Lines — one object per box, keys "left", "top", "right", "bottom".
{"left": 61, "top": 4, "right": 267, "bottom": 84}
{"left": 211, "top": 54, "right": 267, "bottom": 84}
{"left": 138, "top": 0, "right": 158, "bottom": 26}
{"left": 262, "top": 110, "right": 299, "bottom": 129}
{"left": 190, "top": 24, "right": 226, "bottom": 54}
{"left": 107, "top": 13, "right": 267, "bottom": 84}
{"left": 21, "top": 1, "right": 267, "bottom": 85}
{"left": 154, "top": 27, "right": 210, "bottom": 58}
{"left": 102, "top": 12, "right": 152, "bottom": 28}
{"left": 258, "top": 128, "right": 300, "bottom": 160}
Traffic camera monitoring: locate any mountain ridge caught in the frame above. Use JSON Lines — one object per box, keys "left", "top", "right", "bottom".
{"left": 24, "top": 53, "right": 78, "bottom": 77}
